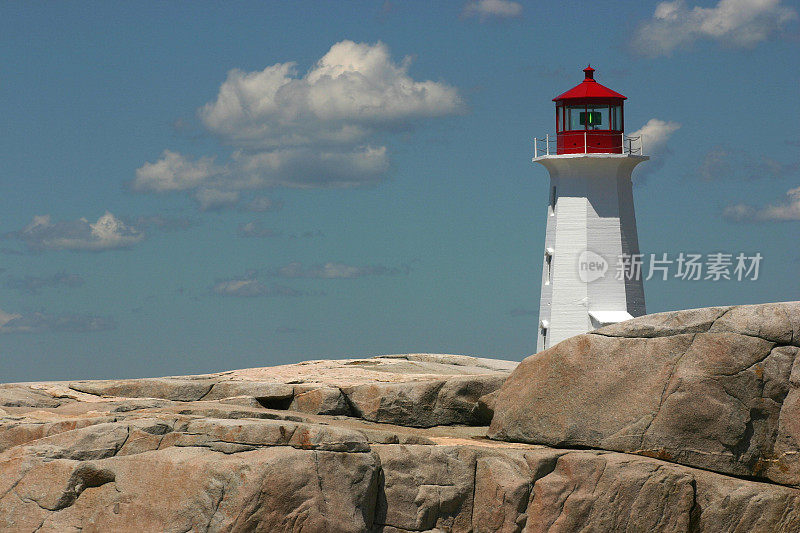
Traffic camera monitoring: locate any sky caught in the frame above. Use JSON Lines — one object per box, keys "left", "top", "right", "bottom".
{"left": 1, "top": 0, "right": 798, "bottom": 382}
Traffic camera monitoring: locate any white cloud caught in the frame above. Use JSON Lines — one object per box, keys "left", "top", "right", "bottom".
{"left": 633, "top": 0, "right": 797, "bottom": 56}
{"left": 200, "top": 41, "right": 462, "bottom": 148}
{"left": 722, "top": 203, "right": 757, "bottom": 220}
{"left": 272, "top": 261, "right": 410, "bottom": 279}
{"left": 11, "top": 212, "right": 144, "bottom": 251}
{"left": 0, "top": 309, "right": 21, "bottom": 328}
{"left": 237, "top": 221, "right": 280, "bottom": 238}
{"left": 212, "top": 260, "right": 410, "bottom": 297}
{"left": 629, "top": 118, "right": 681, "bottom": 154}
{"left": 194, "top": 188, "right": 240, "bottom": 211}
{"left": 0, "top": 308, "right": 116, "bottom": 334}
{"left": 135, "top": 41, "right": 462, "bottom": 205}
{"left": 133, "top": 150, "right": 221, "bottom": 192}
{"left": 463, "top": 0, "right": 523, "bottom": 20}
{"left": 627, "top": 119, "right": 681, "bottom": 181}
{"left": 212, "top": 277, "right": 307, "bottom": 297}
{"left": 233, "top": 146, "right": 389, "bottom": 189}
{"left": 724, "top": 186, "right": 800, "bottom": 221}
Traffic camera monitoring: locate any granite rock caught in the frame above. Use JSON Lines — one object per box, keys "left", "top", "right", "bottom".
{"left": 489, "top": 301, "right": 800, "bottom": 487}
{"left": 2, "top": 339, "right": 800, "bottom": 531}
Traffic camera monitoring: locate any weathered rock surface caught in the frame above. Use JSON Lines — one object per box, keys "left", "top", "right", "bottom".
{"left": 489, "top": 301, "right": 800, "bottom": 488}
{"left": 64, "top": 353, "right": 515, "bottom": 427}
{"left": 2, "top": 333, "right": 800, "bottom": 532}
{"left": 344, "top": 375, "right": 506, "bottom": 427}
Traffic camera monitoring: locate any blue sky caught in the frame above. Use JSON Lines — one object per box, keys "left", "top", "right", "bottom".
{"left": 1, "top": 0, "right": 798, "bottom": 381}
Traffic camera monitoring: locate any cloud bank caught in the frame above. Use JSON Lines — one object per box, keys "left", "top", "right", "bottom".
{"left": 8, "top": 212, "right": 143, "bottom": 252}
{"left": 212, "top": 260, "right": 410, "bottom": 296}
{"left": 134, "top": 41, "right": 463, "bottom": 206}
{"left": 463, "top": 0, "right": 523, "bottom": 20}
{"left": 271, "top": 261, "right": 411, "bottom": 279}
{"left": 237, "top": 221, "right": 280, "bottom": 238}
{"left": 633, "top": 0, "right": 797, "bottom": 56}
{"left": 0, "top": 308, "right": 116, "bottom": 334}
{"left": 724, "top": 186, "right": 800, "bottom": 221}
{"left": 212, "top": 276, "right": 311, "bottom": 298}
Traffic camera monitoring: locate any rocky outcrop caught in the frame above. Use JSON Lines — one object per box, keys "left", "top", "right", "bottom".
{"left": 344, "top": 375, "right": 505, "bottom": 427}
{"left": 61, "top": 353, "right": 515, "bottom": 428}
{"left": 489, "top": 302, "right": 800, "bottom": 488}
{"left": 2, "top": 409, "right": 800, "bottom": 531}
{"left": 2, "top": 318, "right": 800, "bottom": 532}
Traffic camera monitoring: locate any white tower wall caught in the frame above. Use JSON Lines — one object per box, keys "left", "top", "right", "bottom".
{"left": 536, "top": 153, "right": 647, "bottom": 351}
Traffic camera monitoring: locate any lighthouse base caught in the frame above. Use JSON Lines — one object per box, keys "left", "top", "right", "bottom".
{"left": 534, "top": 153, "right": 647, "bottom": 352}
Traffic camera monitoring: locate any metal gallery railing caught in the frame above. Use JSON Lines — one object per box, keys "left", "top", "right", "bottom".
{"left": 533, "top": 133, "right": 644, "bottom": 158}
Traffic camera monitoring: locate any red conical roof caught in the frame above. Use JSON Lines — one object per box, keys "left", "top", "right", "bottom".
{"left": 553, "top": 65, "right": 626, "bottom": 101}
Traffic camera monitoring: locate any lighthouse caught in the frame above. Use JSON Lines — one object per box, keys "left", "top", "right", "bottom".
{"left": 534, "top": 66, "right": 647, "bottom": 351}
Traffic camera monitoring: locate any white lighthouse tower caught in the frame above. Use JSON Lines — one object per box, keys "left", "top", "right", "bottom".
{"left": 535, "top": 66, "right": 647, "bottom": 351}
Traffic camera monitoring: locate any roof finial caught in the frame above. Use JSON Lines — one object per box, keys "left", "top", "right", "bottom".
{"left": 583, "top": 64, "right": 595, "bottom": 80}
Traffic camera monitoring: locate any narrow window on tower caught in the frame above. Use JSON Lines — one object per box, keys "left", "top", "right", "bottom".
{"left": 549, "top": 185, "right": 557, "bottom": 214}
{"left": 540, "top": 324, "right": 548, "bottom": 349}
{"left": 545, "top": 250, "right": 553, "bottom": 285}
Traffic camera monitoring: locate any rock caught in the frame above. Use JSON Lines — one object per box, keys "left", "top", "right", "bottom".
{"left": 0, "top": 385, "right": 63, "bottom": 408}
{"left": 54, "top": 354, "right": 516, "bottom": 429}
{"left": 3, "top": 345, "right": 800, "bottom": 530}
{"left": 709, "top": 302, "right": 800, "bottom": 346}
{"left": 489, "top": 301, "right": 800, "bottom": 487}
{"left": 373, "top": 444, "right": 476, "bottom": 531}
{"left": 2, "top": 412, "right": 799, "bottom": 532}
{"left": 692, "top": 467, "right": 800, "bottom": 531}
{"left": 201, "top": 381, "right": 294, "bottom": 404}
{"left": 344, "top": 353, "right": 517, "bottom": 376}
{"left": 472, "top": 453, "right": 534, "bottom": 532}
{"left": 68, "top": 378, "right": 216, "bottom": 401}
{"left": 524, "top": 451, "right": 696, "bottom": 531}
{"left": 25, "top": 421, "right": 135, "bottom": 461}
{"left": 110, "top": 398, "right": 170, "bottom": 412}
{"left": 594, "top": 305, "right": 732, "bottom": 338}
{"left": 0, "top": 446, "right": 380, "bottom": 532}
{"left": 177, "top": 417, "right": 371, "bottom": 453}
{"left": 345, "top": 375, "right": 506, "bottom": 428}
{"left": 475, "top": 389, "right": 500, "bottom": 424}
{"left": 0, "top": 416, "right": 116, "bottom": 453}
{"left": 474, "top": 447, "right": 800, "bottom": 532}
{"left": 289, "top": 385, "right": 351, "bottom": 415}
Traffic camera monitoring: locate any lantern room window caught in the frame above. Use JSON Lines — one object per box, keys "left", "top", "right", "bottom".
{"left": 583, "top": 106, "right": 607, "bottom": 129}
{"left": 568, "top": 106, "right": 583, "bottom": 130}
{"left": 610, "top": 105, "right": 622, "bottom": 130}
{"left": 557, "top": 104, "right": 623, "bottom": 132}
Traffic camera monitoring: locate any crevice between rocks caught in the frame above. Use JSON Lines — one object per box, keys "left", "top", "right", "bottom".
{"left": 254, "top": 395, "right": 294, "bottom": 410}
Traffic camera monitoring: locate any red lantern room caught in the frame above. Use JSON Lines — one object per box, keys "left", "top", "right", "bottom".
{"left": 554, "top": 66, "right": 625, "bottom": 154}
